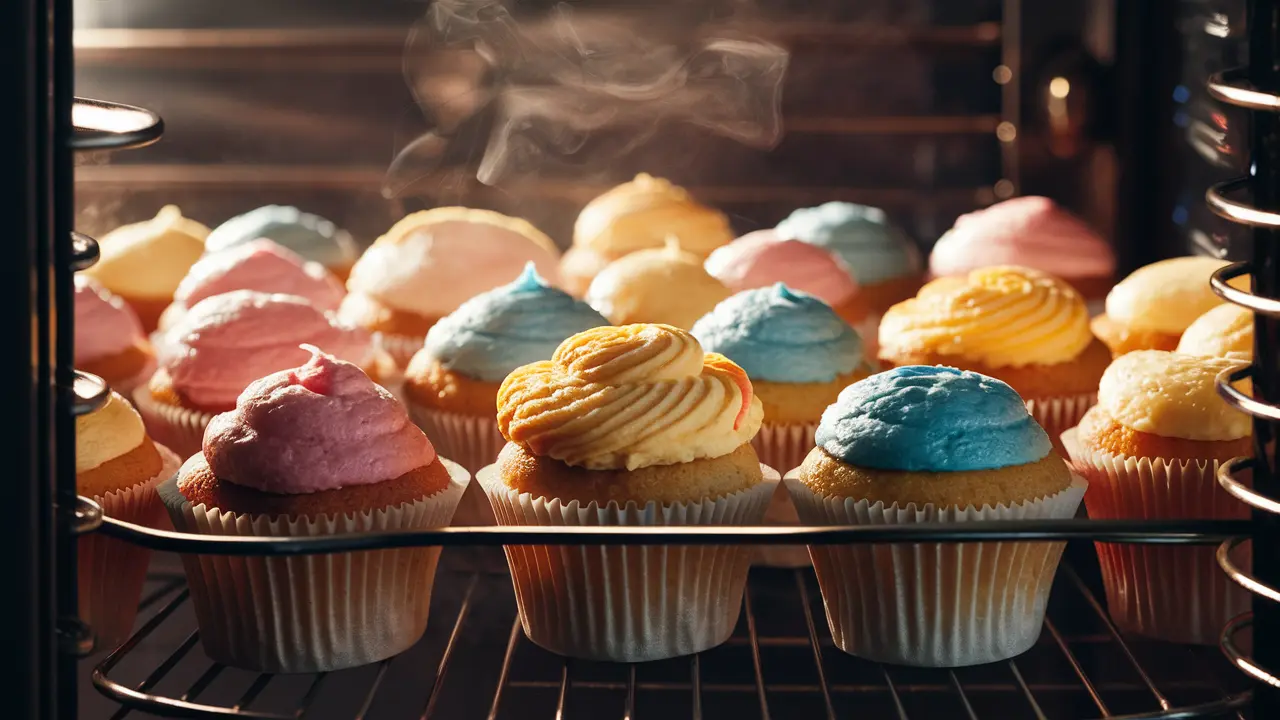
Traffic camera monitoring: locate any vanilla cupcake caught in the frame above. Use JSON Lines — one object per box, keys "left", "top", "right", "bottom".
{"left": 77, "top": 392, "right": 181, "bottom": 649}
{"left": 787, "top": 366, "right": 1086, "bottom": 666}
{"left": 1091, "top": 256, "right": 1238, "bottom": 356}
{"left": 75, "top": 276, "right": 155, "bottom": 397}
{"left": 1063, "top": 351, "right": 1251, "bottom": 644}
{"left": 204, "top": 205, "right": 360, "bottom": 280}
{"left": 340, "top": 208, "right": 561, "bottom": 366}
{"left": 159, "top": 348, "right": 468, "bottom": 671}
{"left": 1177, "top": 303, "right": 1252, "bottom": 359}
{"left": 478, "top": 324, "right": 776, "bottom": 661}
{"left": 84, "top": 206, "right": 210, "bottom": 331}
{"left": 561, "top": 174, "right": 734, "bottom": 296}
{"left": 586, "top": 240, "right": 733, "bottom": 329}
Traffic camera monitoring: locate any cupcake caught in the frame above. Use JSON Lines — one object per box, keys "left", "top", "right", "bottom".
{"left": 1177, "top": 303, "right": 1252, "bottom": 358}
{"left": 928, "top": 197, "right": 1116, "bottom": 307}
{"left": 158, "top": 347, "right": 468, "bottom": 672}
{"left": 84, "top": 205, "right": 210, "bottom": 332}
{"left": 77, "top": 391, "right": 181, "bottom": 650}
{"left": 693, "top": 284, "right": 872, "bottom": 567}
{"left": 775, "top": 202, "right": 921, "bottom": 314}
{"left": 75, "top": 276, "right": 155, "bottom": 397}
{"left": 585, "top": 240, "right": 733, "bottom": 329}
{"left": 786, "top": 366, "right": 1086, "bottom": 667}
{"left": 1063, "top": 350, "right": 1252, "bottom": 644}
{"left": 339, "top": 208, "right": 561, "bottom": 366}
{"left": 1091, "top": 256, "right": 1236, "bottom": 356}
{"left": 477, "top": 324, "right": 776, "bottom": 661}
{"left": 404, "top": 264, "right": 608, "bottom": 524}
{"left": 159, "top": 238, "right": 346, "bottom": 330}
{"left": 204, "top": 205, "right": 361, "bottom": 280}
{"left": 136, "top": 290, "right": 388, "bottom": 457}
{"left": 561, "top": 174, "right": 734, "bottom": 296}
{"left": 878, "top": 266, "right": 1110, "bottom": 453}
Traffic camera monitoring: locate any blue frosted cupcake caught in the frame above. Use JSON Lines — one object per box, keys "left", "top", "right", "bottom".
{"left": 787, "top": 366, "right": 1086, "bottom": 666}
{"left": 205, "top": 206, "right": 360, "bottom": 280}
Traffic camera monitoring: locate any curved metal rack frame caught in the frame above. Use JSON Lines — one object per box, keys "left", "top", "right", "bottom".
{"left": 71, "top": 97, "right": 164, "bottom": 152}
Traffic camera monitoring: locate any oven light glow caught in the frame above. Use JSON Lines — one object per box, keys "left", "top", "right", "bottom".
{"left": 1049, "top": 77, "right": 1070, "bottom": 99}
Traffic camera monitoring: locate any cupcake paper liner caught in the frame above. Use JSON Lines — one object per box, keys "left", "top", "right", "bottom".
{"left": 376, "top": 332, "right": 427, "bottom": 369}
{"left": 406, "top": 403, "right": 507, "bottom": 527}
{"left": 1063, "top": 431, "right": 1251, "bottom": 645}
{"left": 79, "top": 442, "right": 180, "bottom": 652}
{"left": 1025, "top": 393, "right": 1096, "bottom": 457}
{"left": 158, "top": 459, "right": 469, "bottom": 673}
{"left": 477, "top": 464, "right": 778, "bottom": 662}
{"left": 132, "top": 387, "right": 214, "bottom": 460}
{"left": 751, "top": 423, "right": 818, "bottom": 568}
{"left": 785, "top": 472, "right": 1087, "bottom": 667}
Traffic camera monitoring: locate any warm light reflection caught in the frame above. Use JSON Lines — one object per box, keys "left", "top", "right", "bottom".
{"left": 1049, "top": 77, "right": 1071, "bottom": 99}
{"left": 72, "top": 103, "right": 153, "bottom": 133}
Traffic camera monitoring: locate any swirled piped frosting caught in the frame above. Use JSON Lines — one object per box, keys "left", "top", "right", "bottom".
{"left": 775, "top": 202, "right": 920, "bottom": 285}
{"left": 173, "top": 238, "right": 345, "bottom": 313}
{"left": 816, "top": 365, "right": 1053, "bottom": 472}
{"left": 497, "top": 324, "right": 764, "bottom": 470}
{"left": 203, "top": 346, "right": 435, "bottom": 494}
{"left": 424, "top": 263, "right": 609, "bottom": 382}
{"left": 692, "top": 284, "right": 863, "bottom": 383}
{"left": 879, "top": 266, "right": 1092, "bottom": 368}
{"left": 74, "top": 276, "right": 146, "bottom": 363}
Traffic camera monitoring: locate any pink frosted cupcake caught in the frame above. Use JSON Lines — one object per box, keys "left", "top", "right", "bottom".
{"left": 75, "top": 276, "right": 155, "bottom": 397}
{"left": 159, "top": 348, "right": 468, "bottom": 671}
{"left": 135, "top": 290, "right": 392, "bottom": 457}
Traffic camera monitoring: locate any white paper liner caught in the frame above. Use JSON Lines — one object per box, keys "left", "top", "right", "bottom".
{"left": 785, "top": 471, "right": 1087, "bottom": 667}
{"left": 1026, "top": 394, "right": 1096, "bottom": 457}
{"left": 750, "top": 423, "right": 817, "bottom": 567}
{"left": 1062, "top": 432, "right": 1251, "bottom": 645}
{"left": 158, "top": 459, "right": 469, "bottom": 673}
{"left": 477, "top": 463, "right": 778, "bottom": 662}
{"left": 79, "top": 442, "right": 180, "bottom": 651}
{"left": 407, "top": 403, "right": 508, "bottom": 526}
{"left": 376, "top": 332, "right": 427, "bottom": 369}
{"left": 132, "top": 386, "right": 214, "bottom": 460}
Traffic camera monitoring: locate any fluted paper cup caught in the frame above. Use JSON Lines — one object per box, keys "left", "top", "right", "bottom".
{"left": 750, "top": 423, "right": 817, "bottom": 567}
{"left": 158, "top": 459, "right": 469, "bottom": 673}
{"left": 376, "top": 332, "right": 427, "bottom": 369}
{"left": 407, "top": 403, "right": 506, "bottom": 527}
{"left": 477, "top": 463, "right": 778, "bottom": 662}
{"left": 1063, "top": 429, "right": 1251, "bottom": 645}
{"left": 1026, "top": 393, "right": 1096, "bottom": 457}
{"left": 786, "top": 471, "right": 1087, "bottom": 667}
{"left": 132, "top": 388, "right": 213, "bottom": 460}
{"left": 79, "top": 442, "right": 180, "bottom": 652}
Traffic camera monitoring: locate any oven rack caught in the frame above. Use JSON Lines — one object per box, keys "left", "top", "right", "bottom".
{"left": 88, "top": 558, "right": 1252, "bottom": 720}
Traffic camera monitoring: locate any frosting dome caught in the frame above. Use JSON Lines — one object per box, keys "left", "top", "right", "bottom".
{"left": 879, "top": 266, "right": 1092, "bottom": 368}
{"left": 704, "top": 232, "right": 859, "bottom": 307}
{"left": 203, "top": 346, "right": 435, "bottom": 494}
{"left": 573, "top": 173, "right": 733, "bottom": 258}
{"left": 497, "top": 324, "right": 763, "bottom": 470}
{"left": 775, "top": 202, "right": 919, "bottom": 285}
{"left": 692, "top": 284, "right": 863, "bottom": 383}
{"left": 86, "top": 205, "right": 209, "bottom": 299}
{"left": 1104, "top": 256, "right": 1235, "bottom": 333}
{"left": 423, "top": 263, "right": 609, "bottom": 382}
{"left": 816, "top": 365, "right": 1053, "bottom": 472}
{"left": 76, "top": 391, "right": 147, "bottom": 474}
{"left": 586, "top": 241, "right": 733, "bottom": 329}
{"left": 74, "top": 275, "right": 145, "bottom": 363}
{"left": 204, "top": 205, "right": 359, "bottom": 270}
{"left": 1097, "top": 350, "right": 1250, "bottom": 441}
{"left": 1177, "top": 304, "right": 1253, "bottom": 358}
{"left": 173, "top": 238, "right": 345, "bottom": 313}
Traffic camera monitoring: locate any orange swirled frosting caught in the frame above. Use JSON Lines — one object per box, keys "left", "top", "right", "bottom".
{"left": 879, "top": 265, "right": 1092, "bottom": 368}
{"left": 497, "top": 324, "right": 764, "bottom": 470}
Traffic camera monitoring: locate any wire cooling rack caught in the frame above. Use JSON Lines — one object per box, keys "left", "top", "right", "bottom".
{"left": 83, "top": 548, "right": 1251, "bottom": 720}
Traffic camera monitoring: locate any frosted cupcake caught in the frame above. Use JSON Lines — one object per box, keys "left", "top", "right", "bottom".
{"left": 775, "top": 202, "right": 921, "bottom": 314}
{"left": 340, "top": 208, "right": 561, "bottom": 366}
{"left": 478, "top": 324, "right": 776, "bottom": 661}
{"left": 77, "top": 392, "right": 181, "bottom": 649}
{"left": 562, "top": 174, "right": 734, "bottom": 296}
{"left": 404, "top": 264, "right": 608, "bottom": 523}
{"left": 787, "top": 366, "right": 1086, "bottom": 666}
{"left": 136, "top": 290, "right": 388, "bottom": 457}
{"left": 586, "top": 240, "right": 733, "bottom": 329}
{"left": 75, "top": 276, "right": 155, "bottom": 397}
{"left": 84, "top": 205, "right": 210, "bottom": 332}
{"left": 1091, "top": 256, "right": 1236, "bottom": 356}
{"left": 929, "top": 197, "right": 1116, "bottom": 307}
{"left": 159, "top": 348, "right": 467, "bottom": 672}
{"left": 159, "top": 238, "right": 345, "bottom": 330}
{"left": 1063, "top": 351, "right": 1251, "bottom": 644}
{"left": 1177, "top": 303, "right": 1252, "bottom": 359}
{"left": 693, "top": 284, "right": 871, "bottom": 567}
{"left": 879, "top": 266, "right": 1110, "bottom": 453}
{"left": 204, "top": 205, "right": 360, "bottom": 280}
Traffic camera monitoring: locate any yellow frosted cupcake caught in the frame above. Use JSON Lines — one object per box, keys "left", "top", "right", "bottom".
{"left": 1177, "top": 303, "right": 1252, "bottom": 359}
{"left": 1091, "top": 256, "right": 1238, "bottom": 356}
{"left": 585, "top": 240, "right": 733, "bottom": 329}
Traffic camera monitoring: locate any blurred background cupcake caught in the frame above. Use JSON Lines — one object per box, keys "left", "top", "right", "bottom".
{"left": 560, "top": 174, "right": 734, "bottom": 296}
{"left": 1177, "top": 303, "right": 1252, "bottom": 358}
{"left": 404, "top": 263, "right": 608, "bottom": 524}
{"left": 1063, "top": 350, "right": 1251, "bottom": 644}
{"left": 878, "top": 266, "right": 1109, "bottom": 453}
{"left": 478, "top": 324, "right": 775, "bottom": 661}
{"left": 340, "top": 208, "right": 561, "bottom": 366}
{"left": 1091, "top": 256, "right": 1236, "bottom": 356}
{"left": 75, "top": 276, "right": 154, "bottom": 397}
{"left": 203, "top": 205, "right": 360, "bottom": 281}
{"left": 928, "top": 196, "right": 1116, "bottom": 310}
{"left": 693, "top": 284, "right": 871, "bottom": 567}
{"left": 159, "top": 348, "right": 467, "bottom": 672}
{"left": 585, "top": 240, "right": 732, "bottom": 329}
{"left": 77, "top": 391, "right": 180, "bottom": 650}
{"left": 787, "top": 366, "right": 1085, "bottom": 667}
{"left": 83, "top": 205, "right": 209, "bottom": 332}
